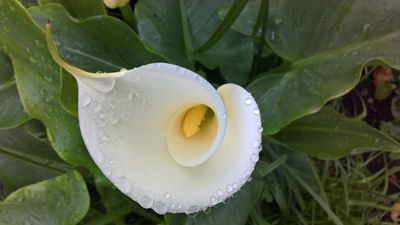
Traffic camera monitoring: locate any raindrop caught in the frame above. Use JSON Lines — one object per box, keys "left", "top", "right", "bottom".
{"left": 253, "top": 108, "right": 260, "bottom": 115}
{"left": 258, "top": 127, "right": 264, "bottom": 133}
{"left": 216, "top": 189, "right": 224, "bottom": 197}
{"left": 185, "top": 205, "right": 200, "bottom": 214}
{"left": 116, "top": 176, "right": 131, "bottom": 194}
{"left": 244, "top": 97, "right": 253, "bottom": 105}
{"left": 226, "top": 185, "right": 233, "bottom": 193}
{"left": 120, "top": 68, "right": 127, "bottom": 76}
{"left": 128, "top": 92, "right": 137, "bottom": 101}
{"left": 250, "top": 153, "right": 259, "bottom": 163}
{"left": 252, "top": 140, "right": 260, "bottom": 148}
{"left": 232, "top": 182, "right": 238, "bottom": 189}
{"left": 34, "top": 39, "right": 40, "bottom": 47}
{"left": 362, "top": 23, "right": 370, "bottom": 33}
{"left": 270, "top": 32, "right": 275, "bottom": 41}
{"left": 139, "top": 196, "right": 153, "bottom": 209}
{"left": 275, "top": 19, "right": 283, "bottom": 24}
{"left": 164, "top": 192, "right": 171, "bottom": 199}
{"left": 221, "top": 112, "right": 226, "bottom": 118}
{"left": 110, "top": 114, "right": 119, "bottom": 125}
{"left": 92, "top": 149, "right": 104, "bottom": 163}
{"left": 153, "top": 201, "right": 167, "bottom": 214}
{"left": 210, "top": 195, "right": 218, "bottom": 205}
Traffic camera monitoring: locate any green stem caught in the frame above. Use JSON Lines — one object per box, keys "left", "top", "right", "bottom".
{"left": 195, "top": 0, "right": 248, "bottom": 53}
{"left": 119, "top": 4, "right": 137, "bottom": 31}
{"left": 179, "top": 0, "right": 193, "bottom": 61}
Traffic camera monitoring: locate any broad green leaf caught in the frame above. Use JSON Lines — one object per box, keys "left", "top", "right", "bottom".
{"left": 0, "top": 120, "right": 69, "bottom": 195}
{"left": 218, "top": 0, "right": 262, "bottom": 36}
{"left": 30, "top": 4, "right": 164, "bottom": 73}
{"left": 135, "top": 0, "right": 253, "bottom": 85}
{"left": 0, "top": 170, "right": 89, "bottom": 225}
{"left": 0, "top": 0, "right": 91, "bottom": 166}
{"left": 60, "top": 69, "right": 77, "bottom": 116}
{"left": 0, "top": 50, "right": 29, "bottom": 129}
{"left": 39, "top": 0, "right": 106, "bottom": 19}
{"left": 165, "top": 172, "right": 264, "bottom": 225}
{"left": 248, "top": 0, "right": 400, "bottom": 134}
{"left": 275, "top": 108, "right": 400, "bottom": 160}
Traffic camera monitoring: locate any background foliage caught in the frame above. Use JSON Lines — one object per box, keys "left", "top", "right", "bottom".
{"left": 0, "top": 0, "right": 400, "bottom": 224}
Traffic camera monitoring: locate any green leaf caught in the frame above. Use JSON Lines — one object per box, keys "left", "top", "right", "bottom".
{"left": 29, "top": 3, "right": 164, "bottom": 115}
{"left": 38, "top": 0, "right": 106, "bottom": 19}
{"left": 218, "top": 0, "right": 262, "bottom": 36}
{"left": 247, "top": 0, "right": 400, "bottom": 134}
{"left": 275, "top": 107, "right": 400, "bottom": 160}
{"left": 0, "top": 50, "right": 30, "bottom": 129}
{"left": 0, "top": 170, "right": 90, "bottom": 225}
{"left": 166, "top": 172, "right": 264, "bottom": 225}
{"left": 0, "top": 120, "right": 69, "bottom": 195}
{"left": 0, "top": 0, "right": 91, "bottom": 166}
{"left": 135, "top": 0, "right": 253, "bottom": 85}
{"left": 60, "top": 69, "right": 78, "bottom": 116}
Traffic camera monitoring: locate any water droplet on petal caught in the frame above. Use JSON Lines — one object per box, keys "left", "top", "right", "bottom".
{"left": 250, "top": 153, "right": 259, "bottom": 163}
{"left": 153, "top": 201, "right": 167, "bottom": 214}
{"left": 116, "top": 176, "right": 131, "bottom": 194}
{"left": 164, "top": 193, "right": 171, "bottom": 199}
{"left": 185, "top": 205, "right": 200, "bottom": 214}
{"left": 253, "top": 108, "right": 260, "bottom": 115}
{"left": 216, "top": 189, "right": 224, "bottom": 197}
{"left": 120, "top": 68, "right": 127, "bottom": 76}
{"left": 244, "top": 97, "right": 253, "bottom": 105}
{"left": 210, "top": 195, "right": 218, "bottom": 205}
{"left": 139, "top": 196, "right": 153, "bottom": 209}
{"left": 226, "top": 185, "right": 233, "bottom": 193}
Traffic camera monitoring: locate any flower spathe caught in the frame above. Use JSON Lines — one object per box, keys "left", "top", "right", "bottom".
{"left": 46, "top": 23, "right": 262, "bottom": 214}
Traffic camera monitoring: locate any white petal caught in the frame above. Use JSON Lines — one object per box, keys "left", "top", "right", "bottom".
{"left": 77, "top": 63, "right": 261, "bottom": 214}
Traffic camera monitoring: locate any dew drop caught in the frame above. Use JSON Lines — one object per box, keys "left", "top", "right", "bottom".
{"left": 253, "top": 108, "right": 260, "bottom": 115}
{"left": 362, "top": 23, "right": 370, "bottom": 33}
{"left": 258, "top": 126, "right": 264, "bottom": 133}
{"left": 185, "top": 205, "right": 200, "bottom": 214}
{"left": 216, "top": 189, "right": 224, "bottom": 197}
{"left": 139, "top": 196, "right": 153, "bottom": 209}
{"left": 153, "top": 201, "right": 167, "bottom": 214}
{"left": 226, "top": 185, "right": 233, "bottom": 193}
{"left": 244, "top": 97, "right": 253, "bottom": 105}
{"left": 250, "top": 153, "right": 259, "bottom": 163}
{"left": 232, "top": 182, "right": 238, "bottom": 189}
{"left": 116, "top": 176, "right": 131, "bottom": 194}
{"left": 270, "top": 32, "right": 275, "bottom": 41}
{"left": 120, "top": 68, "right": 127, "bottom": 76}
{"left": 164, "top": 192, "right": 171, "bottom": 199}
{"left": 110, "top": 116, "right": 119, "bottom": 125}
{"left": 252, "top": 140, "right": 260, "bottom": 148}
{"left": 210, "top": 195, "right": 218, "bottom": 205}
{"left": 92, "top": 150, "right": 104, "bottom": 163}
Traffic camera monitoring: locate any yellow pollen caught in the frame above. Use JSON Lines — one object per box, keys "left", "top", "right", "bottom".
{"left": 182, "top": 105, "right": 209, "bottom": 138}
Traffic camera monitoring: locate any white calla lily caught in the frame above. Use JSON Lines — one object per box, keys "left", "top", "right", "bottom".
{"left": 46, "top": 23, "right": 262, "bottom": 214}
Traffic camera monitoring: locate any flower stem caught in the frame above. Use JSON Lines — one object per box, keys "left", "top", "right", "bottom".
{"left": 119, "top": 4, "right": 137, "bottom": 31}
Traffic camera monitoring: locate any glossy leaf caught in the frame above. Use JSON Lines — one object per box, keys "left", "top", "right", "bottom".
{"left": 248, "top": 0, "right": 400, "bottom": 134}
{"left": 39, "top": 0, "right": 106, "bottom": 19}
{"left": 275, "top": 108, "right": 400, "bottom": 160}
{"left": 0, "top": 0, "right": 91, "bottom": 166}
{"left": 0, "top": 120, "right": 69, "bottom": 195}
{"left": 0, "top": 50, "right": 29, "bottom": 129}
{"left": 60, "top": 69, "right": 78, "bottom": 116}
{"left": 135, "top": 0, "right": 253, "bottom": 85}
{"left": 0, "top": 170, "right": 90, "bottom": 225}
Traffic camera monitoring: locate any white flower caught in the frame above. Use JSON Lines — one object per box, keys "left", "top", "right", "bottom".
{"left": 103, "top": 0, "right": 129, "bottom": 9}
{"left": 46, "top": 23, "right": 262, "bottom": 214}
